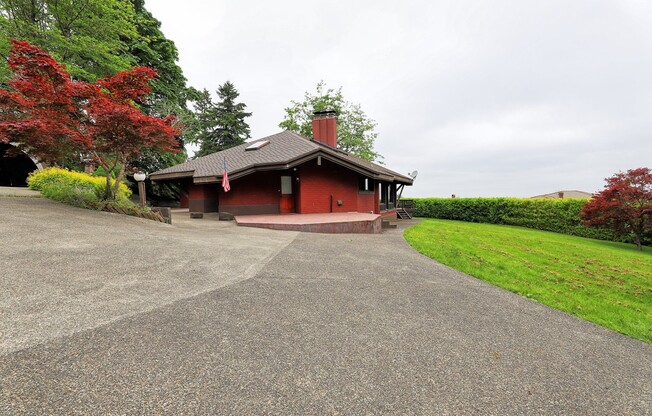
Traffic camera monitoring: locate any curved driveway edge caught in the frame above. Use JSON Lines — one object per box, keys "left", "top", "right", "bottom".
{"left": 1, "top": 198, "right": 650, "bottom": 414}
{"left": 0, "top": 197, "right": 298, "bottom": 355}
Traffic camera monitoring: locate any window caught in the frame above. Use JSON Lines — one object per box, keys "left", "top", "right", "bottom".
{"left": 379, "top": 182, "right": 396, "bottom": 211}
{"left": 281, "top": 176, "right": 292, "bottom": 194}
{"left": 358, "top": 176, "right": 373, "bottom": 192}
{"left": 245, "top": 140, "right": 270, "bottom": 151}
{"left": 388, "top": 183, "right": 396, "bottom": 206}
{"left": 380, "top": 182, "right": 388, "bottom": 210}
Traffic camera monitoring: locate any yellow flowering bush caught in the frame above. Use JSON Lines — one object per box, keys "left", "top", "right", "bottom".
{"left": 28, "top": 167, "right": 132, "bottom": 201}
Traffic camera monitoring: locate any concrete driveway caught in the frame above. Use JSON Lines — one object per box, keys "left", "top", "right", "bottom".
{"left": 0, "top": 198, "right": 297, "bottom": 355}
{"left": 1, "top": 197, "right": 650, "bottom": 414}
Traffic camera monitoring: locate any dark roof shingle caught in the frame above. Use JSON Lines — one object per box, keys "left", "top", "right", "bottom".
{"left": 151, "top": 130, "right": 412, "bottom": 184}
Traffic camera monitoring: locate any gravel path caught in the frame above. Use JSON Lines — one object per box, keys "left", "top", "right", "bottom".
{"left": 1, "top": 198, "right": 650, "bottom": 414}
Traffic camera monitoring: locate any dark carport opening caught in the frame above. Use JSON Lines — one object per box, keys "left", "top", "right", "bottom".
{"left": 0, "top": 143, "right": 38, "bottom": 187}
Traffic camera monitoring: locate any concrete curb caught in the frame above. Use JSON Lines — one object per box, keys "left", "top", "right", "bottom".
{"left": 0, "top": 186, "right": 42, "bottom": 197}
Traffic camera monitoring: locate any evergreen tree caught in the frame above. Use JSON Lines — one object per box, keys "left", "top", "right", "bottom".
{"left": 192, "top": 81, "right": 252, "bottom": 157}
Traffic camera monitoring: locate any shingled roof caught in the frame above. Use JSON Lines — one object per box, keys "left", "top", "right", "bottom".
{"left": 150, "top": 130, "right": 413, "bottom": 185}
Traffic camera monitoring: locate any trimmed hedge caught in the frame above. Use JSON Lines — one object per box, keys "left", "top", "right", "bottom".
{"left": 411, "top": 198, "right": 615, "bottom": 241}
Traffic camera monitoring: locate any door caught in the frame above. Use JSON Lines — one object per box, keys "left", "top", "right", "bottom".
{"left": 280, "top": 175, "right": 295, "bottom": 213}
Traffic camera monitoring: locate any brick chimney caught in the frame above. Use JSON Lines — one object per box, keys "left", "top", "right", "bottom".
{"left": 312, "top": 111, "right": 337, "bottom": 148}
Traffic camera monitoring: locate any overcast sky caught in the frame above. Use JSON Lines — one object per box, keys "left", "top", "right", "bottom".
{"left": 147, "top": 0, "right": 651, "bottom": 198}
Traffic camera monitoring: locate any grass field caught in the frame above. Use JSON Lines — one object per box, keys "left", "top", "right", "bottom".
{"left": 404, "top": 219, "right": 652, "bottom": 344}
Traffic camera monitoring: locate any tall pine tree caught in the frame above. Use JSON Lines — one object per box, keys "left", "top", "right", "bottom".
{"left": 193, "top": 81, "right": 252, "bottom": 157}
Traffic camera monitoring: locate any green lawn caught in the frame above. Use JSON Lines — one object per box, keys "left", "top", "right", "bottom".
{"left": 404, "top": 219, "right": 652, "bottom": 344}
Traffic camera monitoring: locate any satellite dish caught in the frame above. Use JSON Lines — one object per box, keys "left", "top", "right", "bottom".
{"left": 409, "top": 170, "right": 418, "bottom": 179}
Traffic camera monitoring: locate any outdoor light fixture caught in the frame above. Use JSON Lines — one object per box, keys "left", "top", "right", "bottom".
{"left": 134, "top": 172, "right": 147, "bottom": 207}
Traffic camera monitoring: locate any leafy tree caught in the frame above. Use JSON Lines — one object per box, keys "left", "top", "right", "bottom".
{"left": 0, "top": 40, "right": 179, "bottom": 199}
{"left": 581, "top": 168, "right": 652, "bottom": 250}
{"left": 0, "top": 0, "right": 137, "bottom": 83}
{"left": 191, "top": 81, "right": 252, "bottom": 157}
{"left": 129, "top": 0, "right": 189, "bottom": 111}
{"left": 126, "top": 0, "right": 193, "bottom": 197}
{"left": 279, "top": 81, "right": 383, "bottom": 163}
{"left": 0, "top": 14, "right": 12, "bottom": 82}
{"left": 0, "top": 0, "right": 198, "bottom": 198}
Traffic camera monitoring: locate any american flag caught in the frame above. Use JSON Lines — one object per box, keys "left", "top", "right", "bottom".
{"left": 222, "top": 159, "right": 230, "bottom": 192}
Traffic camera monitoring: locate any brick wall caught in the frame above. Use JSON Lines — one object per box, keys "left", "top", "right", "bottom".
{"left": 358, "top": 192, "right": 376, "bottom": 214}
{"left": 179, "top": 180, "right": 189, "bottom": 208}
{"left": 188, "top": 183, "right": 205, "bottom": 199}
{"left": 187, "top": 183, "right": 218, "bottom": 212}
{"left": 183, "top": 159, "right": 387, "bottom": 216}
{"left": 298, "top": 159, "right": 378, "bottom": 214}
{"left": 218, "top": 171, "right": 282, "bottom": 215}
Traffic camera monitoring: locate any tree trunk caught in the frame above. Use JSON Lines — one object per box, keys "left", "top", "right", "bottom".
{"left": 634, "top": 234, "right": 642, "bottom": 251}
{"left": 111, "top": 158, "right": 127, "bottom": 200}
{"left": 103, "top": 170, "right": 113, "bottom": 201}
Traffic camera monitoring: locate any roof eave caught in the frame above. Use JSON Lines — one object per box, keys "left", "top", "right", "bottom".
{"left": 316, "top": 151, "right": 413, "bottom": 185}
{"left": 149, "top": 143, "right": 414, "bottom": 185}
{"left": 195, "top": 151, "right": 415, "bottom": 185}
{"left": 192, "top": 149, "right": 323, "bottom": 183}
{"left": 149, "top": 171, "right": 194, "bottom": 181}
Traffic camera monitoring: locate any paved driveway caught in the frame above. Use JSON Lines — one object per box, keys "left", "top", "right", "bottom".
{"left": 1, "top": 197, "right": 650, "bottom": 414}
{"left": 0, "top": 198, "right": 297, "bottom": 355}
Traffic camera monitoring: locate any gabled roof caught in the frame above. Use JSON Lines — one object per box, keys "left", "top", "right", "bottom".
{"left": 150, "top": 130, "right": 413, "bottom": 185}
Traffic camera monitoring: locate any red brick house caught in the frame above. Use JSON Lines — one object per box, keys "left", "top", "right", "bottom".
{"left": 150, "top": 112, "right": 412, "bottom": 220}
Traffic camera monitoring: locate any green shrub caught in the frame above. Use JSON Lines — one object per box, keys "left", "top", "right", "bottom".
{"left": 39, "top": 181, "right": 98, "bottom": 209}
{"left": 25, "top": 167, "right": 164, "bottom": 222}
{"left": 28, "top": 167, "right": 131, "bottom": 200}
{"left": 411, "top": 197, "right": 616, "bottom": 241}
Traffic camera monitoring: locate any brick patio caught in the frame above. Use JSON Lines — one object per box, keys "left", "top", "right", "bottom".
{"left": 235, "top": 212, "right": 382, "bottom": 234}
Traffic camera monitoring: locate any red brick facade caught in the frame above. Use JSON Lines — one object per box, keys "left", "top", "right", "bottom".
{"left": 186, "top": 182, "right": 217, "bottom": 212}
{"left": 297, "top": 159, "right": 376, "bottom": 214}
{"left": 218, "top": 171, "right": 282, "bottom": 215}
{"left": 311, "top": 113, "right": 337, "bottom": 148}
{"left": 185, "top": 157, "right": 393, "bottom": 216}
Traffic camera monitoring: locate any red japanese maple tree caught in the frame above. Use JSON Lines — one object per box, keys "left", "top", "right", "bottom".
{"left": 581, "top": 168, "right": 652, "bottom": 250}
{"left": 0, "top": 40, "right": 179, "bottom": 199}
